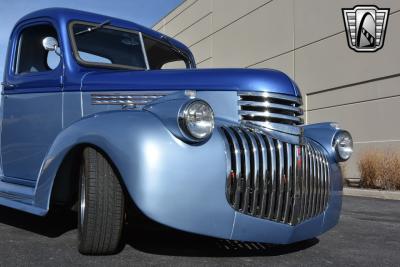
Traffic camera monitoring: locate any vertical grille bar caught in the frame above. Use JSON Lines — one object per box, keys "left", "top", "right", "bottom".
{"left": 221, "top": 127, "right": 233, "bottom": 204}
{"left": 266, "top": 136, "right": 277, "bottom": 219}
{"left": 320, "top": 149, "right": 326, "bottom": 214}
{"left": 297, "top": 146, "right": 306, "bottom": 221}
{"left": 303, "top": 144, "right": 308, "bottom": 220}
{"left": 310, "top": 143, "right": 316, "bottom": 219}
{"left": 244, "top": 130, "right": 260, "bottom": 215}
{"left": 307, "top": 144, "right": 312, "bottom": 219}
{"left": 283, "top": 143, "right": 293, "bottom": 223}
{"left": 221, "top": 126, "right": 330, "bottom": 225}
{"left": 310, "top": 144, "right": 317, "bottom": 218}
{"left": 323, "top": 154, "right": 330, "bottom": 209}
{"left": 275, "top": 140, "right": 285, "bottom": 221}
{"left": 235, "top": 128, "right": 251, "bottom": 213}
{"left": 255, "top": 133, "right": 269, "bottom": 218}
{"left": 314, "top": 146, "right": 321, "bottom": 216}
{"left": 290, "top": 145, "right": 302, "bottom": 225}
{"left": 317, "top": 148, "right": 325, "bottom": 214}
{"left": 321, "top": 149, "right": 326, "bottom": 214}
{"left": 302, "top": 145, "right": 309, "bottom": 221}
{"left": 305, "top": 143, "right": 312, "bottom": 219}
{"left": 318, "top": 147, "right": 324, "bottom": 214}
{"left": 222, "top": 127, "right": 243, "bottom": 210}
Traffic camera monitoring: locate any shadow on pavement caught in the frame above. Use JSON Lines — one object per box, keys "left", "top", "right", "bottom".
{"left": 0, "top": 206, "right": 77, "bottom": 238}
{"left": 124, "top": 217, "right": 319, "bottom": 257}
{"left": 0, "top": 205, "right": 319, "bottom": 257}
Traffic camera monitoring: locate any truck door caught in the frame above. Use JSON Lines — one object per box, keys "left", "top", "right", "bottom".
{"left": 1, "top": 22, "right": 63, "bottom": 182}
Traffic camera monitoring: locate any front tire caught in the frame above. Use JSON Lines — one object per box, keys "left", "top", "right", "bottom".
{"left": 78, "top": 147, "right": 125, "bottom": 255}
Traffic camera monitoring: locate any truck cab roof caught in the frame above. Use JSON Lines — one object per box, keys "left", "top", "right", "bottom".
{"left": 16, "top": 7, "right": 192, "bottom": 58}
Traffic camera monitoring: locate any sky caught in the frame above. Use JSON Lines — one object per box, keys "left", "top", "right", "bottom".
{"left": 0, "top": 0, "right": 183, "bottom": 76}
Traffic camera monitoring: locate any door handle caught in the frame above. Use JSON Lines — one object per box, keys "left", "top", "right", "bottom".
{"left": 1, "top": 82, "right": 15, "bottom": 89}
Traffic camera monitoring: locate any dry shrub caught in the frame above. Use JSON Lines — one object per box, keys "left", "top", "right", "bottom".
{"left": 358, "top": 150, "right": 400, "bottom": 190}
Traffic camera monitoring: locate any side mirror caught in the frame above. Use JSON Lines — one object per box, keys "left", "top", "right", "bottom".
{"left": 42, "top": 37, "right": 59, "bottom": 52}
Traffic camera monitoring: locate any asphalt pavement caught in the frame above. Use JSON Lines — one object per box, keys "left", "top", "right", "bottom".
{"left": 0, "top": 196, "right": 399, "bottom": 266}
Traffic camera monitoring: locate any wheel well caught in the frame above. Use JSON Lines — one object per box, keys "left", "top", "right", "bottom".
{"left": 50, "top": 144, "right": 125, "bottom": 209}
{"left": 49, "top": 144, "right": 145, "bottom": 223}
{"left": 50, "top": 145, "right": 83, "bottom": 207}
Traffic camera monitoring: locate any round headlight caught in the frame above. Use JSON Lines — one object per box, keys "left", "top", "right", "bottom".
{"left": 179, "top": 100, "right": 215, "bottom": 141}
{"left": 333, "top": 130, "right": 353, "bottom": 161}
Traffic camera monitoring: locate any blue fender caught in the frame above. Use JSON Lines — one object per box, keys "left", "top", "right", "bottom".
{"left": 34, "top": 110, "right": 236, "bottom": 239}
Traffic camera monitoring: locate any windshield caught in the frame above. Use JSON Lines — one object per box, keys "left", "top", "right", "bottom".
{"left": 69, "top": 22, "right": 190, "bottom": 70}
{"left": 70, "top": 22, "right": 146, "bottom": 70}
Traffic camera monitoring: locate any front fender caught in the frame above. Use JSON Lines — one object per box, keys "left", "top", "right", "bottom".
{"left": 34, "top": 110, "right": 235, "bottom": 239}
{"left": 303, "top": 122, "right": 340, "bottom": 161}
{"left": 34, "top": 110, "right": 152, "bottom": 210}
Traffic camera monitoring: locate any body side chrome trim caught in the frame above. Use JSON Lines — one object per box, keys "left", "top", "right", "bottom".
{"left": 91, "top": 91, "right": 171, "bottom": 108}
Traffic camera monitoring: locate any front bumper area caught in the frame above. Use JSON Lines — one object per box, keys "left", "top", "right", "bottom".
{"left": 124, "top": 115, "right": 343, "bottom": 244}
{"left": 230, "top": 189, "right": 342, "bottom": 243}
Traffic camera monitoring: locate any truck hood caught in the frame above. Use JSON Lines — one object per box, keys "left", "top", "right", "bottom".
{"left": 81, "top": 68, "right": 300, "bottom": 96}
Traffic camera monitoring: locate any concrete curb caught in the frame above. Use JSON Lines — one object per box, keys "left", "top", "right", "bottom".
{"left": 343, "top": 187, "right": 400, "bottom": 201}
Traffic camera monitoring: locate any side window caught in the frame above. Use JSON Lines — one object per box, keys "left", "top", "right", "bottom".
{"left": 78, "top": 51, "right": 112, "bottom": 64}
{"left": 15, "top": 24, "right": 60, "bottom": 74}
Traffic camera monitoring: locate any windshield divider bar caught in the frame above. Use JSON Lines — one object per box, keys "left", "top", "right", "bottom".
{"left": 139, "top": 32, "right": 150, "bottom": 70}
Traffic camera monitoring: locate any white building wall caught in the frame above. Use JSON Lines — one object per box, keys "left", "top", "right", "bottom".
{"left": 154, "top": 0, "right": 400, "bottom": 178}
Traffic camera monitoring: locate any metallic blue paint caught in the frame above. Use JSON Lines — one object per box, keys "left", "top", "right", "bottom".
{"left": 0, "top": 8, "right": 346, "bottom": 245}
{"left": 80, "top": 69, "right": 300, "bottom": 96}
{"left": 1, "top": 93, "right": 62, "bottom": 180}
{"left": 34, "top": 112, "right": 342, "bottom": 243}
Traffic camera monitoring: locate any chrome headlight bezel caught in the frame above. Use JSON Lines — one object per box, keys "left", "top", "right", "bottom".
{"left": 178, "top": 99, "right": 215, "bottom": 142}
{"left": 332, "top": 130, "right": 353, "bottom": 161}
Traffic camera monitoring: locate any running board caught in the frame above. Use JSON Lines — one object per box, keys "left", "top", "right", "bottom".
{"left": 0, "top": 180, "right": 47, "bottom": 216}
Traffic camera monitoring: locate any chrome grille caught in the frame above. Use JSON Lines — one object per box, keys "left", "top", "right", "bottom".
{"left": 238, "top": 92, "right": 303, "bottom": 135}
{"left": 220, "top": 126, "right": 330, "bottom": 225}
{"left": 91, "top": 92, "right": 171, "bottom": 108}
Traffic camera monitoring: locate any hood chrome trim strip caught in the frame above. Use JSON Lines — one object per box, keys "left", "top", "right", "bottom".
{"left": 91, "top": 91, "right": 172, "bottom": 108}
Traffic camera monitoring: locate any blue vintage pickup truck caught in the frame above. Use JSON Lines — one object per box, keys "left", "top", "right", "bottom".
{"left": 0, "top": 8, "right": 353, "bottom": 255}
